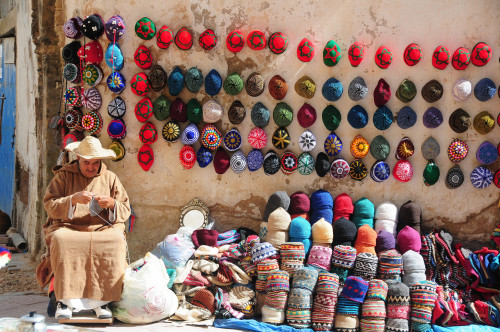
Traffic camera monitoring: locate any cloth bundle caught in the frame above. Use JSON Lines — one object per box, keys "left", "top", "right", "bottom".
{"left": 289, "top": 217, "right": 312, "bottom": 254}
{"left": 386, "top": 280, "right": 410, "bottom": 332}
{"left": 306, "top": 245, "right": 333, "bottom": 272}
{"left": 261, "top": 270, "right": 290, "bottom": 324}
{"left": 331, "top": 245, "right": 357, "bottom": 283}
{"left": 286, "top": 267, "right": 319, "bottom": 328}
{"left": 360, "top": 279, "right": 388, "bottom": 332}
{"left": 377, "top": 249, "right": 403, "bottom": 281}
{"left": 266, "top": 207, "right": 291, "bottom": 249}
{"left": 311, "top": 272, "right": 340, "bottom": 331}
{"left": 334, "top": 276, "right": 369, "bottom": 331}
{"left": 402, "top": 250, "right": 426, "bottom": 287}
{"left": 374, "top": 202, "right": 398, "bottom": 236}
{"left": 309, "top": 189, "right": 334, "bottom": 224}
{"left": 256, "top": 259, "right": 279, "bottom": 293}
{"left": 333, "top": 193, "right": 354, "bottom": 222}
{"left": 351, "top": 197, "right": 375, "bottom": 229}
{"left": 353, "top": 252, "right": 379, "bottom": 280}
{"left": 280, "top": 242, "right": 306, "bottom": 277}
{"left": 409, "top": 281, "right": 438, "bottom": 332}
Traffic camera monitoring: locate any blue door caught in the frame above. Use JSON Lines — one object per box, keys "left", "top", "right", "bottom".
{"left": 0, "top": 38, "right": 16, "bottom": 218}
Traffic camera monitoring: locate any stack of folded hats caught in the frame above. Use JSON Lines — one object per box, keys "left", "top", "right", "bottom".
{"left": 402, "top": 250, "right": 426, "bottom": 287}
{"left": 289, "top": 191, "right": 310, "bottom": 220}
{"left": 375, "top": 230, "right": 396, "bottom": 254}
{"left": 216, "top": 230, "right": 241, "bottom": 247}
{"left": 312, "top": 272, "right": 340, "bottom": 331}
{"left": 333, "top": 217, "right": 358, "bottom": 246}
{"left": 377, "top": 249, "right": 403, "bottom": 281}
{"left": 261, "top": 191, "right": 290, "bottom": 240}
{"left": 386, "top": 280, "right": 410, "bottom": 332}
{"left": 262, "top": 270, "right": 290, "bottom": 324}
{"left": 353, "top": 252, "right": 379, "bottom": 280}
{"left": 374, "top": 201, "right": 398, "bottom": 236}
{"left": 251, "top": 242, "right": 278, "bottom": 265}
{"left": 396, "top": 200, "right": 422, "bottom": 234}
{"left": 331, "top": 245, "right": 357, "bottom": 283}
{"left": 286, "top": 267, "right": 319, "bottom": 328}
{"left": 306, "top": 245, "right": 333, "bottom": 272}
{"left": 397, "top": 226, "right": 422, "bottom": 254}
{"left": 280, "top": 242, "right": 306, "bottom": 277}
{"left": 360, "top": 279, "right": 388, "bottom": 331}
{"left": 228, "top": 283, "right": 256, "bottom": 318}
{"left": 311, "top": 218, "right": 334, "bottom": 246}
{"left": 266, "top": 207, "right": 291, "bottom": 249}
{"left": 354, "top": 224, "right": 377, "bottom": 255}
{"left": 289, "top": 217, "right": 312, "bottom": 254}
{"left": 351, "top": 197, "right": 375, "bottom": 228}
{"left": 409, "top": 281, "right": 438, "bottom": 332}
{"left": 334, "top": 276, "right": 369, "bottom": 331}
{"left": 309, "top": 189, "right": 334, "bottom": 224}
{"left": 333, "top": 193, "right": 354, "bottom": 223}
{"left": 256, "top": 259, "right": 279, "bottom": 293}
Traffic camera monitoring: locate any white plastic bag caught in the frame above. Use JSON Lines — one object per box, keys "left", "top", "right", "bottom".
{"left": 111, "top": 252, "right": 179, "bottom": 324}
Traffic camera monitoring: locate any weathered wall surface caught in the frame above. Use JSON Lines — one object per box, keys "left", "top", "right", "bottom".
{"left": 57, "top": 0, "right": 500, "bottom": 259}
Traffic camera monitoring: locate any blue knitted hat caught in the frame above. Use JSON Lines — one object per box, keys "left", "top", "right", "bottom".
{"left": 197, "top": 146, "right": 213, "bottom": 168}
{"left": 168, "top": 66, "right": 184, "bottom": 96}
{"left": 470, "top": 166, "right": 493, "bottom": 189}
{"left": 185, "top": 67, "right": 204, "bottom": 93}
{"left": 476, "top": 141, "right": 498, "bottom": 165}
{"left": 205, "top": 69, "right": 222, "bottom": 96}
{"left": 310, "top": 189, "right": 333, "bottom": 209}
{"left": 180, "top": 123, "right": 199, "bottom": 145}
{"left": 371, "top": 161, "right": 391, "bottom": 182}
{"left": 310, "top": 209, "right": 333, "bottom": 225}
{"left": 251, "top": 102, "right": 270, "bottom": 127}
{"left": 223, "top": 128, "right": 242, "bottom": 152}
{"left": 289, "top": 217, "right": 312, "bottom": 239}
{"left": 397, "top": 106, "right": 417, "bottom": 129}
{"left": 324, "top": 132, "right": 343, "bottom": 157}
{"left": 322, "top": 77, "right": 343, "bottom": 101}
{"left": 251, "top": 242, "right": 278, "bottom": 263}
{"left": 340, "top": 276, "right": 369, "bottom": 303}
{"left": 373, "top": 106, "right": 393, "bottom": 130}
{"left": 247, "top": 149, "right": 264, "bottom": 172}
{"left": 474, "top": 78, "right": 496, "bottom": 102}
{"left": 105, "top": 43, "right": 124, "bottom": 70}
{"left": 423, "top": 107, "right": 443, "bottom": 128}
{"left": 291, "top": 266, "right": 319, "bottom": 292}
{"left": 348, "top": 105, "right": 368, "bottom": 129}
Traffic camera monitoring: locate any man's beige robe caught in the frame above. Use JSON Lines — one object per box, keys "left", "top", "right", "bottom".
{"left": 36, "top": 160, "right": 130, "bottom": 302}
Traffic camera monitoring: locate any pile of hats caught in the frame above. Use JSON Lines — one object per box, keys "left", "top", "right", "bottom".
{"left": 360, "top": 279, "right": 388, "bottom": 331}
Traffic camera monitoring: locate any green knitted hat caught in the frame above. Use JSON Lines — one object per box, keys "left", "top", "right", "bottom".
{"left": 323, "top": 40, "right": 342, "bottom": 66}
{"left": 153, "top": 95, "right": 170, "bottom": 121}
{"left": 395, "top": 79, "right": 417, "bottom": 103}
{"left": 223, "top": 72, "right": 244, "bottom": 96}
{"left": 322, "top": 105, "right": 341, "bottom": 131}
{"left": 370, "top": 135, "right": 390, "bottom": 160}
{"left": 423, "top": 160, "right": 440, "bottom": 186}
{"left": 273, "top": 102, "right": 293, "bottom": 127}
{"left": 187, "top": 98, "right": 203, "bottom": 124}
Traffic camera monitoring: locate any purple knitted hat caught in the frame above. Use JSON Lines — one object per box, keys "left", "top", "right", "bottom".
{"left": 376, "top": 230, "right": 396, "bottom": 253}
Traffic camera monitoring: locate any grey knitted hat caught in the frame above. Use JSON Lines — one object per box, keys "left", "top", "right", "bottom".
{"left": 263, "top": 191, "right": 290, "bottom": 221}
{"left": 348, "top": 76, "right": 368, "bottom": 101}
{"left": 402, "top": 250, "right": 426, "bottom": 287}
{"left": 251, "top": 102, "right": 270, "bottom": 127}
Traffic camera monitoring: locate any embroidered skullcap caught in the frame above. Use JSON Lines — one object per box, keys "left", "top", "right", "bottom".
{"left": 445, "top": 165, "right": 464, "bottom": 189}
{"left": 297, "top": 152, "right": 315, "bottom": 175}
{"left": 432, "top": 45, "right": 451, "bottom": 69}
{"left": 109, "top": 139, "right": 125, "bottom": 162}
{"left": 157, "top": 25, "right": 174, "bottom": 49}
{"left": 280, "top": 151, "right": 298, "bottom": 175}
{"left": 153, "top": 95, "right": 170, "bottom": 121}
{"left": 184, "top": 67, "right": 203, "bottom": 93}
{"left": 471, "top": 166, "right": 493, "bottom": 189}
{"left": 370, "top": 135, "right": 390, "bottom": 160}
{"left": 453, "top": 79, "right": 472, "bottom": 101}
{"left": 397, "top": 106, "right": 417, "bottom": 129}
{"left": 105, "top": 15, "right": 125, "bottom": 42}
{"left": 298, "top": 130, "right": 316, "bottom": 152}
{"left": 135, "top": 17, "right": 156, "bottom": 40}
{"left": 324, "top": 132, "right": 342, "bottom": 157}
{"left": 107, "top": 72, "right": 126, "bottom": 94}
{"left": 64, "top": 109, "right": 82, "bottom": 130}
{"left": 247, "top": 149, "right": 264, "bottom": 172}
{"left": 374, "top": 79, "right": 391, "bottom": 107}
{"left": 82, "top": 87, "right": 102, "bottom": 111}
{"left": 476, "top": 141, "right": 498, "bottom": 165}
{"left": 134, "top": 45, "right": 152, "bottom": 69}
{"left": 322, "top": 77, "right": 343, "bottom": 101}
{"left": 200, "top": 124, "right": 222, "bottom": 151}
{"left": 423, "top": 107, "right": 443, "bottom": 128}
{"left": 139, "top": 122, "right": 158, "bottom": 145}
{"left": 421, "top": 80, "right": 443, "bottom": 103}
{"left": 130, "top": 72, "right": 150, "bottom": 97}
{"left": 268, "top": 32, "right": 288, "bottom": 54}
{"left": 197, "top": 146, "right": 213, "bottom": 168}
{"left": 231, "top": 150, "right": 247, "bottom": 174}
{"left": 474, "top": 78, "right": 496, "bottom": 101}
{"left": 179, "top": 145, "right": 196, "bottom": 169}
{"left": 251, "top": 102, "right": 270, "bottom": 127}
{"left": 347, "top": 105, "right": 368, "bottom": 129}
{"left": 181, "top": 123, "right": 200, "bottom": 145}
{"left": 226, "top": 30, "right": 245, "bottom": 52}
{"left": 223, "top": 128, "right": 242, "bottom": 152}
{"left": 223, "top": 72, "right": 244, "bottom": 96}
{"left": 473, "top": 111, "right": 495, "bottom": 134}
{"left": 272, "top": 127, "right": 290, "bottom": 149}
{"left": 297, "top": 37, "right": 315, "bottom": 62}
{"left": 421, "top": 137, "right": 440, "bottom": 160}
{"left": 349, "top": 159, "right": 368, "bottom": 181}
{"left": 423, "top": 160, "right": 440, "bottom": 186}
{"left": 63, "top": 63, "right": 80, "bottom": 83}
{"left": 63, "top": 17, "right": 83, "bottom": 39}
{"left": 170, "top": 98, "right": 187, "bottom": 123}
{"left": 375, "top": 45, "right": 393, "bottom": 69}
{"left": 373, "top": 106, "right": 393, "bottom": 130}
{"left": 403, "top": 43, "right": 422, "bottom": 66}
{"left": 348, "top": 41, "right": 364, "bottom": 67}
{"left": 268, "top": 75, "right": 288, "bottom": 100}
{"left": 315, "top": 152, "right": 330, "bottom": 177}
{"left": 350, "top": 135, "right": 370, "bottom": 159}
{"left": 323, "top": 40, "right": 342, "bottom": 66}
{"left": 322, "top": 105, "right": 341, "bottom": 131}
{"left": 297, "top": 103, "right": 317, "bottom": 128}
{"left": 447, "top": 139, "right": 468, "bottom": 163}
{"left": 396, "top": 137, "right": 414, "bottom": 160}
{"left": 175, "top": 27, "right": 193, "bottom": 50}
{"left": 452, "top": 47, "right": 470, "bottom": 70}
{"left": 395, "top": 79, "right": 417, "bottom": 103}
{"left": 199, "top": 29, "right": 217, "bottom": 50}
{"left": 162, "top": 121, "right": 180, "bottom": 142}
{"left": 449, "top": 108, "right": 471, "bottom": 133}
{"left": 348, "top": 76, "right": 368, "bottom": 101}
{"left": 330, "top": 158, "right": 349, "bottom": 179}
{"left": 247, "top": 30, "right": 266, "bottom": 50}
{"left": 263, "top": 150, "right": 280, "bottom": 176}
{"left": 393, "top": 160, "right": 413, "bottom": 182}
{"left": 203, "top": 99, "right": 223, "bottom": 123}
{"left": 246, "top": 72, "right": 265, "bottom": 97}
{"left": 273, "top": 102, "right": 293, "bottom": 127}
{"left": 228, "top": 100, "right": 246, "bottom": 125}
{"left": 371, "top": 161, "right": 391, "bottom": 182}
{"left": 471, "top": 42, "right": 492, "bottom": 66}
{"left": 295, "top": 75, "right": 316, "bottom": 99}
{"left": 82, "top": 14, "right": 104, "bottom": 40}
{"left": 81, "top": 111, "right": 103, "bottom": 135}
{"left": 205, "top": 69, "right": 222, "bottom": 96}
{"left": 187, "top": 99, "right": 203, "bottom": 124}
{"left": 248, "top": 127, "right": 267, "bottom": 149}
{"left": 107, "top": 119, "right": 126, "bottom": 140}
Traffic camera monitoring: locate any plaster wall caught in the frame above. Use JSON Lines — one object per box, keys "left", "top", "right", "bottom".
{"left": 61, "top": 0, "right": 500, "bottom": 259}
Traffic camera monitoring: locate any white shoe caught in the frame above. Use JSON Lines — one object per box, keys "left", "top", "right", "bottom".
{"left": 93, "top": 305, "right": 112, "bottom": 319}
{"left": 55, "top": 301, "right": 72, "bottom": 319}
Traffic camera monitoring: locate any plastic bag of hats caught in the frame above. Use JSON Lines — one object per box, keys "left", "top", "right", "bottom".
{"left": 111, "top": 252, "right": 178, "bottom": 323}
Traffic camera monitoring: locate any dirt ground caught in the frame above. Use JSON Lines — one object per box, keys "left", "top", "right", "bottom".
{"left": 0, "top": 252, "right": 43, "bottom": 295}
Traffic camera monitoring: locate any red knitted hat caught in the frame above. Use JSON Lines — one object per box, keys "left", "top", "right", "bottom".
{"left": 393, "top": 160, "right": 413, "bottom": 182}
{"left": 134, "top": 45, "right": 152, "bottom": 69}
{"left": 77, "top": 40, "right": 103, "bottom": 65}
{"left": 134, "top": 97, "right": 153, "bottom": 122}
{"left": 432, "top": 45, "right": 451, "bottom": 70}
{"left": 139, "top": 122, "right": 158, "bottom": 144}
{"left": 156, "top": 25, "right": 173, "bottom": 49}
{"left": 199, "top": 29, "right": 217, "bottom": 50}
{"left": 333, "top": 193, "right": 354, "bottom": 222}
{"left": 373, "top": 78, "right": 391, "bottom": 107}
{"left": 297, "top": 37, "right": 315, "bottom": 62}
{"left": 179, "top": 145, "right": 196, "bottom": 169}
{"left": 131, "top": 72, "right": 151, "bottom": 96}
{"left": 138, "top": 144, "right": 154, "bottom": 171}
{"left": 289, "top": 191, "right": 310, "bottom": 214}
{"left": 452, "top": 47, "right": 470, "bottom": 70}
{"left": 191, "top": 229, "right": 219, "bottom": 247}
{"left": 175, "top": 27, "right": 193, "bottom": 50}
{"left": 297, "top": 103, "right": 317, "bottom": 128}
{"left": 191, "top": 289, "right": 215, "bottom": 314}
{"left": 214, "top": 148, "right": 230, "bottom": 174}
{"left": 348, "top": 41, "right": 364, "bottom": 67}
{"left": 471, "top": 42, "right": 492, "bottom": 66}
{"left": 170, "top": 98, "right": 187, "bottom": 123}
{"left": 403, "top": 43, "right": 422, "bottom": 66}
{"left": 375, "top": 45, "right": 393, "bottom": 69}
{"left": 226, "top": 30, "right": 244, "bottom": 52}
{"left": 268, "top": 32, "right": 288, "bottom": 54}
{"left": 247, "top": 30, "right": 266, "bottom": 50}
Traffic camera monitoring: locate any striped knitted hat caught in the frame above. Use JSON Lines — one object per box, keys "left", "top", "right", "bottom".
{"left": 409, "top": 281, "right": 437, "bottom": 325}
{"left": 311, "top": 274, "right": 339, "bottom": 331}
{"left": 340, "top": 276, "right": 369, "bottom": 303}
{"left": 366, "top": 279, "right": 388, "bottom": 301}
{"left": 386, "top": 280, "right": 410, "bottom": 320}
{"left": 266, "top": 270, "right": 290, "bottom": 292}
{"left": 307, "top": 245, "right": 333, "bottom": 272}
{"left": 256, "top": 259, "right": 279, "bottom": 292}
{"left": 377, "top": 249, "right": 403, "bottom": 281}
{"left": 280, "top": 242, "right": 306, "bottom": 261}
{"left": 262, "top": 290, "right": 288, "bottom": 324}
{"left": 353, "top": 252, "right": 379, "bottom": 280}
{"left": 251, "top": 242, "right": 278, "bottom": 263}
{"left": 291, "top": 267, "right": 319, "bottom": 292}
{"left": 331, "top": 245, "right": 357, "bottom": 269}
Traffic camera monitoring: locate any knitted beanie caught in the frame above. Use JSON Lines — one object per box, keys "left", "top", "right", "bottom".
{"left": 310, "top": 208, "right": 333, "bottom": 225}
{"left": 360, "top": 279, "right": 388, "bottom": 332}
{"left": 351, "top": 197, "right": 375, "bottom": 229}
{"left": 374, "top": 202, "right": 398, "bottom": 237}
{"left": 312, "top": 272, "right": 339, "bottom": 331}
{"left": 331, "top": 245, "right": 357, "bottom": 282}
{"left": 306, "top": 245, "right": 333, "bottom": 271}
{"left": 228, "top": 284, "right": 256, "bottom": 310}
{"left": 354, "top": 224, "right": 377, "bottom": 255}
{"left": 333, "top": 217, "right": 357, "bottom": 246}
{"left": 385, "top": 280, "right": 410, "bottom": 332}
{"left": 310, "top": 189, "right": 334, "bottom": 209}
{"left": 265, "top": 230, "right": 288, "bottom": 250}
{"left": 191, "top": 229, "right": 219, "bottom": 247}
{"left": 289, "top": 191, "right": 310, "bottom": 214}
{"left": 409, "top": 281, "right": 438, "bottom": 331}
{"left": 267, "top": 207, "right": 291, "bottom": 248}
{"left": 289, "top": 217, "right": 312, "bottom": 254}
{"left": 365, "top": 279, "right": 388, "bottom": 301}
{"left": 251, "top": 242, "right": 278, "bottom": 264}
{"left": 262, "top": 269, "right": 290, "bottom": 324}
{"left": 333, "top": 193, "right": 354, "bottom": 222}
{"left": 353, "top": 252, "right": 379, "bottom": 280}
{"left": 280, "top": 242, "right": 306, "bottom": 262}
{"left": 376, "top": 230, "right": 396, "bottom": 253}
{"left": 286, "top": 267, "right": 318, "bottom": 328}
{"left": 191, "top": 288, "right": 216, "bottom": 314}
{"left": 311, "top": 218, "right": 334, "bottom": 244}
{"left": 263, "top": 191, "right": 291, "bottom": 222}
{"left": 256, "top": 259, "right": 279, "bottom": 293}
{"left": 377, "top": 250, "right": 403, "bottom": 281}
{"left": 397, "top": 226, "right": 422, "bottom": 254}
{"left": 396, "top": 200, "right": 422, "bottom": 234}
{"left": 402, "top": 250, "right": 426, "bottom": 287}
{"left": 336, "top": 276, "right": 369, "bottom": 331}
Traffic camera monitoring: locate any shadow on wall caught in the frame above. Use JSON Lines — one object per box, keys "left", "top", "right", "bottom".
{"left": 0, "top": 210, "right": 11, "bottom": 234}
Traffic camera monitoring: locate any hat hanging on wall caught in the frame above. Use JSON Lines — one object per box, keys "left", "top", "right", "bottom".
{"left": 330, "top": 158, "right": 349, "bottom": 179}
{"left": 452, "top": 47, "right": 470, "bottom": 70}
{"left": 180, "top": 145, "right": 196, "bottom": 169}
{"left": 168, "top": 67, "right": 185, "bottom": 96}
{"left": 228, "top": 100, "right": 246, "bottom": 125}
{"left": 373, "top": 106, "right": 393, "bottom": 131}
{"left": 371, "top": 161, "right": 390, "bottom": 183}
{"left": 247, "top": 149, "right": 264, "bottom": 172}
{"left": 134, "top": 97, "right": 153, "bottom": 122}
{"left": 230, "top": 150, "right": 247, "bottom": 174}
{"left": 105, "top": 15, "right": 125, "bottom": 42}
{"left": 135, "top": 17, "right": 156, "bottom": 40}
{"left": 395, "top": 79, "right": 417, "bottom": 103}
{"left": 447, "top": 139, "right": 468, "bottom": 163}
{"left": 473, "top": 111, "right": 495, "bottom": 135}
{"left": 181, "top": 123, "right": 200, "bottom": 146}
{"left": 448, "top": 108, "right": 471, "bottom": 133}
{"left": 349, "top": 159, "right": 367, "bottom": 181}
{"left": 162, "top": 121, "right": 181, "bottom": 142}
{"left": 323, "top": 40, "right": 342, "bottom": 66}
{"left": 403, "top": 43, "right": 422, "bottom": 66}
{"left": 471, "top": 166, "right": 493, "bottom": 189}
{"left": 82, "top": 14, "right": 104, "bottom": 40}
{"left": 226, "top": 30, "right": 245, "bottom": 52}
{"left": 393, "top": 160, "right": 413, "bottom": 182}
{"left": 476, "top": 141, "right": 498, "bottom": 165}
{"left": 474, "top": 78, "right": 497, "bottom": 101}
{"left": 203, "top": 99, "right": 223, "bottom": 123}
{"left": 445, "top": 165, "right": 464, "bottom": 189}
{"left": 138, "top": 144, "right": 154, "bottom": 171}
{"left": 263, "top": 150, "right": 280, "bottom": 176}
{"left": 297, "top": 103, "right": 317, "bottom": 128}
{"left": 223, "top": 73, "right": 244, "bottom": 96}
{"left": 251, "top": 102, "right": 270, "bottom": 128}
{"left": 422, "top": 107, "right": 443, "bottom": 129}
{"left": 421, "top": 79, "right": 443, "bottom": 103}
{"left": 348, "top": 76, "right": 368, "bottom": 101}
{"left": 248, "top": 127, "right": 267, "bottom": 149}
{"left": 168, "top": 98, "right": 187, "bottom": 123}
{"left": 199, "top": 29, "right": 217, "bottom": 50}
{"left": 109, "top": 139, "right": 125, "bottom": 162}
{"left": 374, "top": 79, "right": 391, "bottom": 107}
{"left": 134, "top": 45, "right": 152, "bottom": 69}
{"left": 247, "top": 30, "right": 266, "bottom": 50}
{"left": 63, "top": 17, "right": 83, "bottom": 39}
{"left": 157, "top": 25, "right": 174, "bottom": 49}
{"left": 396, "top": 106, "right": 417, "bottom": 129}
{"left": 205, "top": 69, "right": 223, "bottom": 96}
{"left": 268, "top": 32, "right": 288, "bottom": 54}
{"left": 63, "top": 41, "right": 81, "bottom": 64}
{"left": 432, "top": 45, "right": 451, "bottom": 69}
{"left": 452, "top": 78, "right": 472, "bottom": 101}
{"left": 65, "top": 87, "right": 82, "bottom": 107}
{"left": 107, "top": 119, "right": 126, "bottom": 140}
{"left": 107, "top": 72, "right": 126, "bottom": 94}
{"left": 187, "top": 98, "right": 202, "bottom": 124}
{"left": 77, "top": 40, "right": 103, "bottom": 65}
{"left": 324, "top": 132, "right": 343, "bottom": 157}
{"left": 63, "top": 63, "right": 80, "bottom": 83}
{"left": 297, "top": 38, "right": 315, "bottom": 62}
{"left": 63, "top": 131, "right": 84, "bottom": 149}
{"left": 471, "top": 42, "right": 492, "bottom": 66}
{"left": 347, "top": 105, "right": 368, "bottom": 129}
{"left": 104, "top": 43, "right": 124, "bottom": 71}
{"left": 82, "top": 64, "right": 103, "bottom": 87}
{"left": 395, "top": 137, "right": 414, "bottom": 160}
{"left": 298, "top": 129, "right": 316, "bottom": 152}
{"left": 246, "top": 72, "right": 265, "bottom": 97}
{"left": 268, "top": 75, "right": 288, "bottom": 100}
{"left": 322, "top": 77, "right": 343, "bottom": 101}
{"left": 348, "top": 41, "right": 364, "bottom": 67}
{"left": 273, "top": 102, "right": 293, "bottom": 127}
{"left": 175, "top": 27, "right": 193, "bottom": 50}
{"left": 370, "top": 135, "right": 390, "bottom": 160}
{"left": 423, "top": 160, "right": 440, "bottom": 186}
{"left": 82, "top": 87, "right": 102, "bottom": 111}
{"left": 214, "top": 148, "right": 230, "bottom": 174}
{"left": 153, "top": 95, "right": 170, "bottom": 121}
{"left": 81, "top": 111, "right": 103, "bottom": 135}
{"left": 315, "top": 152, "right": 330, "bottom": 177}
{"left": 130, "top": 72, "right": 151, "bottom": 96}
{"left": 280, "top": 151, "right": 298, "bottom": 175}
{"left": 272, "top": 127, "right": 291, "bottom": 149}
{"left": 421, "top": 137, "right": 440, "bottom": 160}
{"left": 223, "top": 128, "right": 242, "bottom": 152}
{"left": 139, "top": 122, "right": 158, "bottom": 145}
{"left": 322, "top": 105, "right": 341, "bottom": 131}
{"left": 149, "top": 65, "right": 168, "bottom": 92}
{"left": 200, "top": 124, "right": 222, "bottom": 151}
{"left": 350, "top": 135, "right": 370, "bottom": 159}
{"left": 375, "top": 45, "right": 393, "bottom": 69}
{"left": 197, "top": 146, "right": 213, "bottom": 168}
{"left": 295, "top": 75, "right": 316, "bottom": 99}
{"left": 64, "top": 109, "right": 83, "bottom": 131}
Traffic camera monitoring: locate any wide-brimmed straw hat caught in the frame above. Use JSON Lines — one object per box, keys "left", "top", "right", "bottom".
{"left": 65, "top": 136, "right": 116, "bottom": 159}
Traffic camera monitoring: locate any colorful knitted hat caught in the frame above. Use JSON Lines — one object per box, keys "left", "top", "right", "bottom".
{"left": 81, "top": 111, "right": 102, "bottom": 135}
{"left": 396, "top": 137, "right": 414, "bottom": 160}
{"left": 349, "top": 159, "right": 368, "bottom": 181}
{"left": 63, "top": 63, "right": 79, "bottom": 83}
{"left": 64, "top": 109, "right": 83, "bottom": 130}
{"left": 421, "top": 136, "right": 440, "bottom": 160}
{"left": 251, "top": 102, "right": 270, "bottom": 127}
{"left": 297, "top": 152, "right": 315, "bottom": 175}
{"left": 295, "top": 76, "right": 316, "bottom": 99}
{"left": 348, "top": 76, "right": 368, "bottom": 101}
{"left": 280, "top": 151, "right": 298, "bottom": 175}
{"left": 323, "top": 40, "right": 342, "bottom": 66}
{"left": 322, "top": 77, "right": 343, "bottom": 101}
{"left": 377, "top": 249, "right": 403, "bottom": 281}
{"left": 81, "top": 14, "right": 104, "bottom": 40}
{"left": 134, "top": 45, "right": 152, "bottom": 69}
{"left": 473, "top": 111, "right": 495, "bottom": 134}
{"left": 307, "top": 245, "right": 332, "bottom": 271}
{"left": 156, "top": 25, "right": 174, "bottom": 49}
{"left": 106, "top": 72, "right": 126, "bottom": 94}
{"left": 298, "top": 130, "right": 316, "bottom": 152}
{"left": 82, "top": 87, "right": 102, "bottom": 111}
{"left": 331, "top": 245, "right": 357, "bottom": 269}
{"left": 353, "top": 253, "right": 379, "bottom": 280}
{"left": 246, "top": 72, "right": 264, "bottom": 97}
{"left": 247, "top": 149, "right": 264, "bottom": 172}
{"left": 139, "top": 122, "right": 158, "bottom": 145}
{"left": 470, "top": 166, "right": 493, "bottom": 189}
{"left": 248, "top": 127, "right": 267, "bottom": 149}
{"left": 348, "top": 41, "right": 364, "bottom": 66}
{"left": 397, "top": 106, "right": 417, "bottom": 129}
{"left": 310, "top": 189, "right": 333, "bottom": 210}
{"left": 247, "top": 30, "right": 266, "bottom": 50}
{"left": 199, "top": 29, "right": 217, "bottom": 50}
{"left": 214, "top": 148, "right": 230, "bottom": 174}
{"left": 370, "top": 135, "right": 390, "bottom": 160}
{"left": 231, "top": 150, "right": 247, "bottom": 174}
{"left": 393, "top": 160, "right": 413, "bottom": 182}
{"left": 268, "top": 75, "right": 288, "bottom": 100}
{"left": 107, "top": 118, "right": 126, "bottom": 139}
{"left": 315, "top": 153, "right": 330, "bottom": 177}
{"left": 197, "top": 146, "right": 213, "bottom": 168}
{"left": 228, "top": 100, "right": 245, "bottom": 125}
{"left": 340, "top": 276, "right": 369, "bottom": 303}
{"left": 371, "top": 161, "right": 391, "bottom": 182}
{"left": 404, "top": 43, "right": 422, "bottom": 66}
{"left": 449, "top": 108, "right": 471, "bottom": 133}
{"left": 202, "top": 99, "right": 223, "bottom": 123}
{"left": 138, "top": 144, "right": 154, "bottom": 171}
{"left": 273, "top": 102, "right": 294, "bottom": 127}
{"left": 373, "top": 106, "right": 393, "bottom": 130}
{"left": 474, "top": 78, "right": 496, "bottom": 101}
{"left": 374, "top": 79, "right": 391, "bottom": 107}
{"left": 322, "top": 105, "right": 341, "bottom": 131}
{"left": 471, "top": 42, "right": 492, "bottom": 66}
{"left": 131, "top": 72, "right": 151, "bottom": 97}
{"left": 104, "top": 15, "right": 124, "bottom": 42}
{"left": 82, "top": 64, "right": 103, "bottom": 87}
{"left": 174, "top": 27, "right": 193, "bottom": 50}
{"left": 226, "top": 30, "right": 244, "bottom": 52}
{"left": 192, "top": 288, "right": 216, "bottom": 314}
{"left": 62, "top": 40, "right": 81, "bottom": 63}
{"left": 409, "top": 281, "right": 437, "bottom": 328}
{"left": 63, "top": 17, "right": 83, "bottom": 39}
{"left": 104, "top": 43, "right": 124, "bottom": 70}
{"left": 355, "top": 225, "right": 377, "bottom": 255}
{"left": 432, "top": 45, "right": 451, "bottom": 69}
{"left": 179, "top": 145, "right": 196, "bottom": 169}
{"left": 375, "top": 45, "right": 393, "bottom": 69}
{"left": 269, "top": 32, "right": 288, "bottom": 54}
{"left": 324, "top": 132, "right": 342, "bottom": 157}
{"left": 476, "top": 141, "right": 497, "bottom": 165}
{"left": 297, "top": 103, "right": 316, "bottom": 128}
{"left": 289, "top": 217, "right": 312, "bottom": 240}
{"left": 170, "top": 98, "right": 187, "bottom": 123}
{"left": 184, "top": 67, "right": 203, "bottom": 93}
{"left": 350, "top": 135, "right": 369, "bottom": 159}
{"left": 181, "top": 124, "right": 200, "bottom": 146}
{"left": 162, "top": 121, "right": 180, "bottom": 142}
{"left": 63, "top": 131, "right": 84, "bottom": 149}
{"left": 78, "top": 40, "right": 104, "bottom": 65}
{"left": 135, "top": 17, "right": 156, "bottom": 40}
{"left": 223, "top": 72, "right": 244, "bottom": 96}
{"left": 297, "top": 38, "right": 315, "bottom": 62}
{"left": 396, "top": 79, "right": 417, "bottom": 103}
{"left": 200, "top": 124, "right": 222, "bottom": 151}
{"left": 447, "top": 139, "right": 468, "bottom": 163}
{"left": 330, "top": 158, "right": 349, "bottom": 179}
{"left": 452, "top": 47, "right": 470, "bottom": 70}
{"left": 263, "top": 150, "right": 280, "bottom": 175}
{"left": 223, "top": 128, "right": 242, "bottom": 152}
{"left": 376, "top": 230, "right": 396, "bottom": 253}
{"left": 109, "top": 139, "right": 125, "bottom": 162}
{"left": 445, "top": 165, "right": 464, "bottom": 189}
{"left": 152, "top": 95, "right": 170, "bottom": 121}
{"left": 348, "top": 105, "right": 369, "bottom": 129}
{"left": 205, "top": 69, "right": 222, "bottom": 96}
{"left": 251, "top": 242, "right": 278, "bottom": 263}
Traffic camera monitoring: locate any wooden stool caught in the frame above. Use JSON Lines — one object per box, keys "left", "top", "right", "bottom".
{"left": 58, "top": 311, "right": 113, "bottom": 325}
